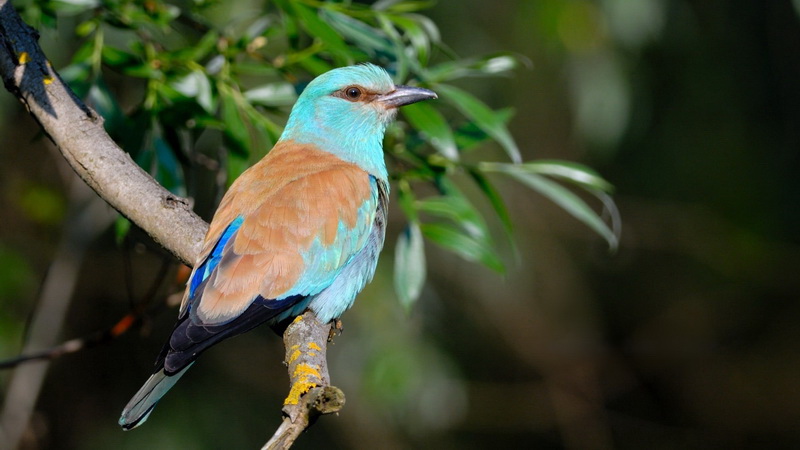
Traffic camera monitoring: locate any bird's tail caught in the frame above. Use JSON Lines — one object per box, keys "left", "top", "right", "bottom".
{"left": 118, "top": 363, "right": 193, "bottom": 430}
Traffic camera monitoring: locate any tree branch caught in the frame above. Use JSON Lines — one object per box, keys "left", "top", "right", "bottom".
{"left": 263, "top": 312, "right": 345, "bottom": 450}
{"left": 0, "top": 2, "right": 338, "bottom": 447}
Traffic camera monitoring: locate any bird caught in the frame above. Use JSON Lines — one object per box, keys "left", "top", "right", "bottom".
{"left": 118, "top": 64, "right": 436, "bottom": 430}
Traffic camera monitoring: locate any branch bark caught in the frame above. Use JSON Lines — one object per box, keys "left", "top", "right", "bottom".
{"left": 0, "top": 2, "right": 339, "bottom": 447}
{"left": 263, "top": 313, "right": 345, "bottom": 450}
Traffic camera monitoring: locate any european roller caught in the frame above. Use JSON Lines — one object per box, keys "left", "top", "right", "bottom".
{"left": 119, "top": 64, "right": 436, "bottom": 429}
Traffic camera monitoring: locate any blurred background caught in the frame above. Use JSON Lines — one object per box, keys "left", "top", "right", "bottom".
{"left": 2, "top": 0, "right": 800, "bottom": 448}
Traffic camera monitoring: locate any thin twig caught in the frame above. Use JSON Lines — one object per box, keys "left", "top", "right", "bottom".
{"left": 263, "top": 312, "right": 345, "bottom": 450}
{"left": 0, "top": 251, "right": 175, "bottom": 370}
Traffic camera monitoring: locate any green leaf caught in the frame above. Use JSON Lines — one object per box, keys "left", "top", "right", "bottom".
{"left": 416, "top": 195, "right": 488, "bottom": 240}
{"left": 172, "top": 30, "right": 220, "bottom": 62}
{"left": 244, "top": 82, "right": 298, "bottom": 107}
{"left": 101, "top": 46, "right": 139, "bottom": 68}
{"left": 87, "top": 81, "right": 126, "bottom": 134}
{"left": 219, "top": 84, "right": 250, "bottom": 156}
{"left": 292, "top": 3, "right": 351, "bottom": 60}
{"left": 410, "top": 13, "right": 440, "bottom": 45}
{"left": 171, "top": 70, "right": 215, "bottom": 113}
{"left": 435, "top": 84, "right": 521, "bottom": 163}
{"left": 75, "top": 19, "right": 97, "bottom": 37}
{"left": 414, "top": 190, "right": 505, "bottom": 272}
{"left": 485, "top": 163, "right": 619, "bottom": 250}
{"left": 487, "top": 160, "right": 614, "bottom": 193}
{"left": 226, "top": 152, "right": 250, "bottom": 185}
{"left": 376, "top": 13, "right": 413, "bottom": 82}
{"left": 51, "top": 0, "right": 100, "bottom": 15}
{"left": 468, "top": 169, "right": 513, "bottom": 236}
{"left": 425, "top": 53, "right": 521, "bottom": 83}
{"left": 401, "top": 102, "right": 458, "bottom": 161}
{"left": 114, "top": 216, "right": 131, "bottom": 245}
{"left": 389, "top": 14, "right": 431, "bottom": 64}
{"left": 394, "top": 222, "right": 426, "bottom": 310}
{"left": 322, "top": 9, "right": 395, "bottom": 56}
{"left": 373, "top": 0, "right": 436, "bottom": 13}
{"left": 298, "top": 55, "right": 335, "bottom": 76}
{"left": 421, "top": 222, "right": 503, "bottom": 272}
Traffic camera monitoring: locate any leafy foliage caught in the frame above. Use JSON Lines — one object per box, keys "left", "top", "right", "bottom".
{"left": 23, "top": 0, "right": 618, "bottom": 307}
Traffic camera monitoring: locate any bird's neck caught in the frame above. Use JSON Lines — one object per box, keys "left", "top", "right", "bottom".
{"left": 279, "top": 106, "right": 390, "bottom": 182}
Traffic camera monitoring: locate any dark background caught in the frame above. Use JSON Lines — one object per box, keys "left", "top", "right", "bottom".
{"left": 2, "top": 0, "right": 799, "bottom": 448}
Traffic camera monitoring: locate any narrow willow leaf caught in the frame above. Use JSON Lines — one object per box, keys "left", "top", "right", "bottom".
{"left": 75, "top": 18, "right": 97, "bottom": 37}
{"left": 322, "top": 9, "right": 395, "bottom": 55}
{"left": 453, "top": 107, "right": 514, "bottom": 151}
{"left": 226, "top": 153, "right": 250, "bottom": 186}
{"left": 101, "top": 46, "right": 138, "bottom": 68}
{"left": 299, "top": 56, "right": 335, "bottom": 76}
{"left": 401, "top": 102, "right": 458, "bottom": 160}
{"left": 377, "top": 13, "right": 412, "bottom": 82}
{"left": 244, "top": 83, "right": 298, "bottom": 107}
{"left": 394, "top": 222, "right": 426, "bottom": 310}
{"left": 421, "top": 223, "right": 504, "bottom": 272}
{"left": 468, "top": 169, "right": 513, "bottom": 236}
{"left": 594, "top": 191, "right": 622, "bottom": 248}
{"left": 389, "top": 14, "right": 430, "bottom": 64}
{"left": 416, "top": 195, "right": 487, "bottom": 240}
{"left": 490, "top": 164, "right": 619, "bottom": 250}
{"left": 172, "top": 70, "right": 215, "bottom": 113}
{"left": 374, "top": 0, "right": 436, "bottom": 13}
{"left": 219, "top": 84, "right": 250, "bottom": 156}
{"left": 425, "top": 53, "right": 520, "bottom": 83}
{"left": 172, "top": 30, "right": 220, "bottom": 62}
{"left": 436, "top": 84, "right": 521, "bottom": 163}
{"left": 292, "top": 3, "right": 351, "bottom": 60}
{"left": 409, "top": 13, "right": 440, "bottom": 44}
{"left": 492, "top": 160, "right": 615, "bottom": 193}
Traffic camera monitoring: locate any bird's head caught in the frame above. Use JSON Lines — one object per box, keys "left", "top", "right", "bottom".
{"left": 280, "top": 64, "right": 437, "bottom": 178}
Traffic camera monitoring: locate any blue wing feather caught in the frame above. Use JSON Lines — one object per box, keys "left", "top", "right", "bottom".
{"left": 189, "top": 216, "right": 244, "bottom": 300}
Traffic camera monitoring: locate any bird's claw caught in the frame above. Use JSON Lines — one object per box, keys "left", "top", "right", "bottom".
{"left": 328, "top": 319, "right": 343, "bottom": 342}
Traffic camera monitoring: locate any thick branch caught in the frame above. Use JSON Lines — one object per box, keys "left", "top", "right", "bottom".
{"left": 0, "top": 0, "right": 206, "bottom": 265}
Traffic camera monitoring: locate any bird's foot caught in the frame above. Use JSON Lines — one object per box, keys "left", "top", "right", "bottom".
{"left": 328, "top": 319, "right": 343, "bottom": 342}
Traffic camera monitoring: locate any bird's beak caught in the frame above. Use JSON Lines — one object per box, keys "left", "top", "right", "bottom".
{"left": 378, "top": 85, "right": 438, "bottom": 108}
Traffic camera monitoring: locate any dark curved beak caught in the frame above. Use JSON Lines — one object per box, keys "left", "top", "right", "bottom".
{"left": 378, "top": 85, "right": 438, "bottom": 108}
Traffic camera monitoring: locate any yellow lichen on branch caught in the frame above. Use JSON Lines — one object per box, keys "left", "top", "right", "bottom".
{"left": 287, "top": 345, "right": 301, "bottom": 365}
{"left": 265, "top": 311, "right": 344, "bottom": 448}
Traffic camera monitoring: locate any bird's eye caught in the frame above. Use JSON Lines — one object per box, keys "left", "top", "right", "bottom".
{"left": 345, "top": 86, "right": 362, "bottom": 100}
